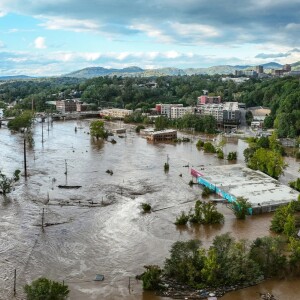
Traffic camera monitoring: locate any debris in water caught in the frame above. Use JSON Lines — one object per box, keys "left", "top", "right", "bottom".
{"left": 94, "top": 274, "right": 104, "bottom": 281}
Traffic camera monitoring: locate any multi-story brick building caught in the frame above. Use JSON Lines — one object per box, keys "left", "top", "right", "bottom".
{"left": 197, "top": 95, "right": 222, "bottom": 105}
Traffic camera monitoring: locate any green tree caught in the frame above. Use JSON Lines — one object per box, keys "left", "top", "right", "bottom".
{"left": 24, "top": 277, "right": 69, "bottom": 300}
{"left": 250, "top": 236, "right": 287, "bottom": 277}
{"left": 155, "top": 116, "right": 169, "bottom": 131}
{"left": 203, "top": 142, "right": 216, "bottom": 153}
{"left": 0, "top": 170, "right": 21, "bottom": 196}
{"left": 89, "top": 120, "right": 108, "bottom": 140}
{"left": 175, "top": 211, "right": 189, "bottom": 225}
{"left": 141, "top": 265, "right": 162, "bottom": 290}
{"left": 247, "top": 148, "right": 286, "bottom": 179}
{"left": 201, "top": 248, "right": 219, "bottom": 285}
{"left": 227, "top": 151, "right": 237, "bottom": 160}
{"left": 288, "top": 237, "right": 300, "bottom": 274}
{"left": 284, "top": 214, "right": 297, "bottom": 237}
{"left": 232, "top": 197, "right": 251, "bottom": 219}
{"left": 270, "top": 205, "right": 292, "bottom": 233}
{"left": 164, "top": 240, "right": 204, "bottom": 285}
{"left": 7, "top": 110, "right": 33, "bottom": 131}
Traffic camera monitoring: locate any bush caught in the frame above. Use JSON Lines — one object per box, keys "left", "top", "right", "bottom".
{"left": 24, "top": 277, "right": 69, "bottom": 300}
{"left": 203, "top": 142, "right": 216, "bottom": 153}
{"left": 296, "top": 152, "right": 300, "bottom": 159}
{"left": 0, "top": 169, "right": 21, "bottom": 195}
{"left": 164, "top": 162, "right": 169, "bottom": 172}
{"left": 135, "top": 125, "right": 145, "bottom": 133}
{"left": 216, "top": 149, "right": 224, "bottom": 159}
{"left": 202, "top": 186, "right": 213, "bottom": 198}
{"left": 141, "top": 202, "right": 151, "bottom": 213}
{"left": 289, "top": 178, "right": 300, "bottom": 192}
{"left": 227, "top": 151, "right": 237, "bottom": 160}
{"left": 141, "top": 265, "right": 162, "bottom": 290}
{"left": 196, "top": 139, "right": 204, "bottom": 149}
{"left": 232, "top": 197, "right": 251, "bottom": 219}
{"left": 175, "top": 211, "right": 189, "bottom": 225}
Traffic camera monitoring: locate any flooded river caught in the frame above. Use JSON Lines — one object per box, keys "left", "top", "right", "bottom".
{"left": 0, "top": 120, "right": 299, "bottom": 300}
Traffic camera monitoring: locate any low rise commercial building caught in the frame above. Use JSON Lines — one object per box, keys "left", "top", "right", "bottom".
{"left": 100, "top": 108, "right": 133, "bottom": 119}
{"left": 146, "top": 129, "right": 177, "bottom": 142}
{"left": 56, "top": 99, "right": 77, "bottom": 113}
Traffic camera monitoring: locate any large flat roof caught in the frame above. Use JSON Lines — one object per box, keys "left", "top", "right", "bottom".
{"left": 200, "top": 164, "right": 299, "bottom": 208}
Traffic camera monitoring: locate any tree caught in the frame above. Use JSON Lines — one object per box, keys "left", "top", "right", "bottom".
{"left": 0, "top": 170, "right": 21, "bottom": 195}
{"left": 203, "top": 142, "right": 216, "bottom": 153}
{"left": 250, "top": 236, "right": 287, "bottom": 277}
{"left": 270, "top": 205, "right": 293, "bottom": 233}
{"left": 89, "top": 120, "right": 108, "bottom": 140}
{"left": 155, "top": 116, "right": 169, "bottom": 131}
{"left": 175, "top": 211, "right": 189, "bottom": 225}
{"left": 232, "top": 197, "right": 251, "bottom": 219}
{"left": 164, "top": 240, "right": 204, "bottom": 285}
{"left": 24, "top": 277, "right": 69, "bottom": 300}
{"left": 7, "top": 110, "right": 33, "bottom": 132}
{"left": 247, "top": 148, "right": 286, "bottom": 179}
{"left": 141, "top": 265, "right": 162, "bottom": 290}
{"left": 201, "top": 248, "right": 219, "bottom": 285}
{"left": 227, "top": 151, "right": 237, "bottom": 160}
{"left": 284, "top": 214, "right": 297, "bottom": 237}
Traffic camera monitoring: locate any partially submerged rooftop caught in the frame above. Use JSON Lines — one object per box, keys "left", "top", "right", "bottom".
{"left": 199, "top": 164, "right": 299, "bottom": 213}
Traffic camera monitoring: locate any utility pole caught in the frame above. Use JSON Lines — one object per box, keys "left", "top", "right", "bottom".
{"left": 42, "top": 120, "right": 44, "bottom": 144}
{"left": 64, "top": 159, "right": 68, "bottom": 185}
{"left": 41, "top": 208, "right": 45, "bottom": 229}
{"left": 47, "top": 113, "right": 50, "bottom": 132}
{"left": 24, "top": 138, "right": 27, "bottom": 179}
{"left": 13, "top": 269, "right": 16, "bottom": 296}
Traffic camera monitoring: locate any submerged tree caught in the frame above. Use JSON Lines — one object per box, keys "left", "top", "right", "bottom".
{"left": 24, "top": 277, "right": 69, "bottom": 300}
{"left": 232, "top": 197, "right": 252, "bottom": 219}
{"left": 89, "top": 120, "right": 108, "bottom": 140}
{"left": 0, "top": 170, "right": 21, "bottom": 195}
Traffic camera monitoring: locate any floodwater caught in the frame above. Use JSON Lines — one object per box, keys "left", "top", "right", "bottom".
{"left": 0, "top": 120, "right": 299, "bottom": 300}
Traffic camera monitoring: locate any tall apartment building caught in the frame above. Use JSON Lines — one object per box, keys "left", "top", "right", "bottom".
{"left": 283, "top": 64, "right": 292, "bottom": 72}
{"left": 255, "top": 65, "right": 264, "bottom": 74}
{"left": 223, "top": 102, "right": 241, "bottom": 124}
{"left": 170, "top": 106, "right": 194, "bottom": 119}
{"left": 197, "top": 102, "right": 241, "bottom": 124}
{"left": 155, "top": 103, "right": 183, "bottom": 118}
{"left": 198, "top": 95, "right": 222, "bottom": 105}
{"left": 197, "top": 104, "right": 224, "bottom": 122}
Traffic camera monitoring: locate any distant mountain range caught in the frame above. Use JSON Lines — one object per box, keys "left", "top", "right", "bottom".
{"left": 64, "top": 62, "right": 286, "bottom": 78}
{"left": 0, "top": 75, "right": 34, "bottom": 81}
{"left": 1, "top": 61, "right": 299, "bottom": 81}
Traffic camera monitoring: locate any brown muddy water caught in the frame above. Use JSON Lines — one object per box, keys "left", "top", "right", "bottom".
{"left": 0, "top": 120, "right": 299, "bottom": 300}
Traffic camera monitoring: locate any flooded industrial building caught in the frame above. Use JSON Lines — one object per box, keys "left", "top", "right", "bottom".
{"left": 192, "top": 164, "right": 299, "bottom": 214}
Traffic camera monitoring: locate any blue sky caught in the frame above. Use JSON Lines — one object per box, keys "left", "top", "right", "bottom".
{"left": 0, "top": 0, "right": 300, "bottom": 76}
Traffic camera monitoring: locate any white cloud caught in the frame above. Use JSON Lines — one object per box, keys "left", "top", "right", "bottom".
{"left": 34, "top": 36, "right": 46, "bottom": 49}
{"left": 129, "top": 23, "right": 174, "bottom": 43}
{"left": 171, "top": 22, "right": 219, "bottom": 38}
{"left": 0, "top": 40, "right": 5, "bottom": 48}
{"left": 39, "top": 16, "right": 100, "bottom": 32}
